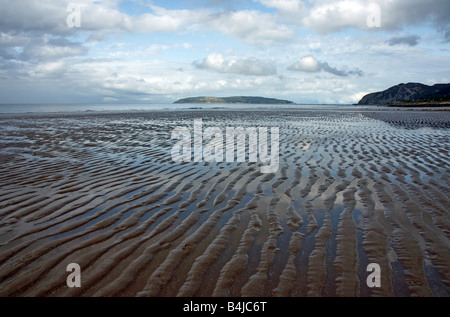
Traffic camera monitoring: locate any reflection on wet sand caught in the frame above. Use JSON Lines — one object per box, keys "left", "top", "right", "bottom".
{"left": 0, "top": 109, "right": 448, "bottom": 297}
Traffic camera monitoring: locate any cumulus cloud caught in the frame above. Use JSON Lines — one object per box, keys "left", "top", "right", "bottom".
{"left": 288, "top": 56, "right": 363, "bottom": 77}
{"left": 132, "top": 6, "right": 206, "bottom": 33}
{"left": 195, "top": 53, "right": 277, "bottom": 76}
{"left": 288, "top": 56, "right": 320, "bottom": 72}
{"left": 19, "top": 57, "right": 278, "bottom": 102}
{"left": 0, "top": 1, "right": 295, "bottom": 46}
{"left": 301, "top": 1, "right": 380, "bottom": 33}
{"left": 259, "top": 0, "right": 450, "bottom": 40}
{"left": 0, "top": 0, "right": 71, "bottom": 34}
{"left": 0, "top": 0, "right": 447, "bottom": 104}
{"left": 0, "top": 33, "right": 87, "bottom": 62}
{"left": 387, "top": 35, "right": 421, "bottom": 46}
{"left": 209, "top": 10, "right": 296, "bottom": 46}
{"left": 22, "top": 38, "right": 87, "bottom": 61}
{"left": 1, "top": 0, "right": 449, "bottom": 45}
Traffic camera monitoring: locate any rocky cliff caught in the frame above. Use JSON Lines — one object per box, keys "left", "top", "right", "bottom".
{"left": 358, "top": 83, "right": 450, "bottom": 105}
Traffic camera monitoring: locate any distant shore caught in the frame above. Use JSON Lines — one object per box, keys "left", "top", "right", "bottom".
{"left": 387, "top": 102, "right": 450, "bottom": 108}
{"left": 174, "top": 96, "right": 295, "bottom": 104}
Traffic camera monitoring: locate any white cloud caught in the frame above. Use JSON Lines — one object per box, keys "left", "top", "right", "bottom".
{"left": 132, "top": 6, "right": 207, "bottom": 33}
{"left": 195, "top": 53, "right": 277, "bottom": 76}
{"left": 0, "top": 0, "right": 448, "bottom": 104}
{"left": 301, "top": 0, "right": 450, "bottom": 36}
{"left": 288, "top": 56, "right": 320, "bottom": 72}
{"left": 209, "top": 10, "right": 297, "bottom": 46}
{"left": 288, "top": 55, "right": 363, "bottom": 77}
{"left": 0, "top": 1, "right": 295, "bottom": 47}
{"left": 302, "top": 0, "right": 377, "bottom": 34}
{"left": 350, "top": 91, "right": 369, "bottom": 103}
{"left": 256, "top": 0, "right": 450, "bottom": 40}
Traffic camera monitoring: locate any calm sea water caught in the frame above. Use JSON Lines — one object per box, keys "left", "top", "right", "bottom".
{"left": 0, "top": 103, "right": 368, "bottom": 114}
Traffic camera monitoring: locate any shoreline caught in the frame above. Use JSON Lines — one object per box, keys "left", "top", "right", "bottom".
{"left": 1, "top": 103, "right": 450, "bottom": 116}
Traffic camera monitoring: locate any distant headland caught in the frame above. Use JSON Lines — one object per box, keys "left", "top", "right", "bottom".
{"left": 174, "top": 96, "right": 295, "bottom": 104}
{"left": 358, "top": 83, "right": 450, "bottom": 106}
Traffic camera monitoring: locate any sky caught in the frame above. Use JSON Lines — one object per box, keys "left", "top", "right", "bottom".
{"left": 0, "top": 0, "right": 449, "bottom": 104}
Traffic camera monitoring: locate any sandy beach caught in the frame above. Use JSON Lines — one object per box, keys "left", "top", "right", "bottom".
{"left": 0, "top": 108, "right": 448, "bottom": 297}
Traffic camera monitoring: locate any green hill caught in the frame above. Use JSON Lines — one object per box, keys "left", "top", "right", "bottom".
{"left": 174, "top": 96, "right": 295, "bottom": 104}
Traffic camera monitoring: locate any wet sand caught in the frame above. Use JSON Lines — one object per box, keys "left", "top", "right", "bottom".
{"left": 0, "top": 108, "right": 448, "bottom": 297}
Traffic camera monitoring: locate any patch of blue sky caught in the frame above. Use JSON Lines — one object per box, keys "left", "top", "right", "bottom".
{"left": 118, "top": 0, "right": 154, "bottom": 15}
{"left": 148, "top": 0, "right": 273, "bottom": 12}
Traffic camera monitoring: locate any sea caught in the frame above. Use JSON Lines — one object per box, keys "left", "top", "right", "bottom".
{"left": 0, "top": 103, "right": 377, "bottom": 115}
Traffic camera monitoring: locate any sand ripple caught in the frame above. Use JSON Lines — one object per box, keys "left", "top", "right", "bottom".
{"left": 0, "top": 109, "right": 448, "bottom": 297}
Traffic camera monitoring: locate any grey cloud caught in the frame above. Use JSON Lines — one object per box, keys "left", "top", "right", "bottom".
{"left": 0, "top": 0, "right": 134, "bottom": 37}
{"left": 0, "top": 0, "right": 73, "bottom": 35}
{"left": 320, "top": 62, "right": 350, "bottom": 77}
{"left": 0, "top": 32, "right": 28, "bottom": 60}
{"left": 387, "top": 35, "right": 420, "bottom": 46}
{"left": 0, "top": 47, "right": 19, "bottom": 60}
{"left": 444, "top": 30, "right": 450, "bottom": 42}
{"left": 299, "top": 0, "right": 450, "bottom": 41}
{"left": 21, "top": 38, "right": 87, "bottom": 61}
{"left": 347, "top": 69, "right": 365, "bottom": 77}
{"left": 1, "top": 0, "right": 449, "bottom": 47}
{"left": 0, "top": 1, "right": 296, "bottom": 47}
{"left": 321, "top": 62, "right": 363, "bottom": 77}
{"left": 288, "top": 56, "right": 363, "bottom": 77}
{"left": 0, "top": 1, "right": 88, "bottom": 64}
{"left": 0, "top": 34, "right": 87, "bottom": 62}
